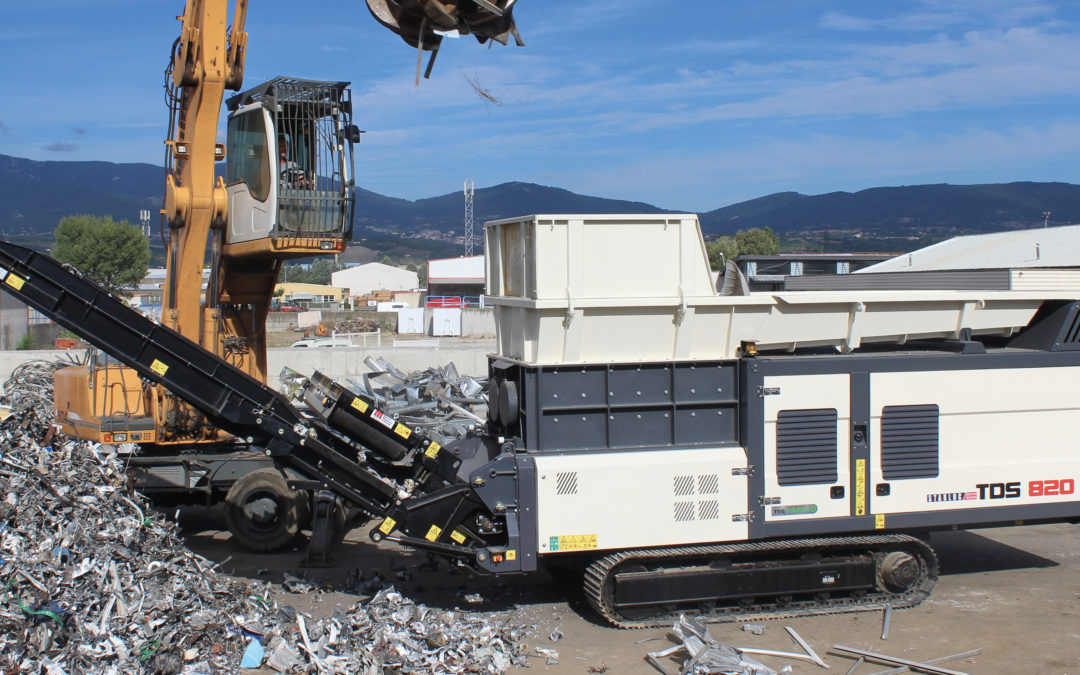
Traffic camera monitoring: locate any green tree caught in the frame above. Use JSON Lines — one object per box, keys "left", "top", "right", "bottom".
{"left": 52, "top": 215, "right": 151, "bottom": 294}
{"left": 734, "top": 227, "right": 780, "bottom": 256}
{"left": 706, "top": 237, "right": 738, "bottom": 270}
{"left": 406, "top": 262, "right": 428, "bottom": 288}
{"left": 279, "top": 258, "right": 344, "bottom": 285}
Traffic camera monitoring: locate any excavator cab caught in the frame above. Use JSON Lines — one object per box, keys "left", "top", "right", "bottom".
{"left": 224, "top": 77, "right": 361, "bottom": 257}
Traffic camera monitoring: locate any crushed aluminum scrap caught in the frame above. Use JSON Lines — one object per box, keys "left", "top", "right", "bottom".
{"left": 646, "top": 615, "right": 793, "bottom": 675}
{"left": 0, "top": 361, "right": 530, "bottom": 674}
{"left": 284, "top": 356, "right": 489, "bottom": 446}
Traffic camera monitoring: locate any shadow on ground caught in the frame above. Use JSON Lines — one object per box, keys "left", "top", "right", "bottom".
{"left": 166, "top": 503, "right": 575, "bottom": 619}
{"left": 930, "top": 529, "right": 1058, "bottom": 575}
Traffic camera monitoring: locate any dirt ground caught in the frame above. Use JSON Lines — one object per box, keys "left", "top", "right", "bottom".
{"left": 174, "top": 508, "right": 1080, "bottom": 674}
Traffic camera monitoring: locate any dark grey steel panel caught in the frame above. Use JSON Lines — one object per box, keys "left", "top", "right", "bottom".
{"left": 608, "top": 363, "right": 671, "bottom": 406}
{"left": 538, "top": 410, "right": 607, "bottom": 450}
{"left": 1009, "top": 301, "right": 1080, "bottom": 352}
{"left": 881, "top": 404, "right": 940, "bottom": 479}
{"left": 540, "top": 366, "right": 607, "bottom": 409}
{"left": 849, "top": 372, "right": 870, "bottom": 518}
{"left": 610, "top": 409, "right": 673, "bottom": 447}
{"left": 776, "top": 408, "right": 839, "bottom": 486}
{"left": 515, "top": 455, "right": 539, "bottom": 572}
{"left": 744, "top": 365, "right": 767, "bottom": 539}
{"left": 783, "top": 269, "right": 1011, "bottom": 291}
{"left": 674, "top": 406, "right": 737, "bottom": 445}
{"left": 511, "top": 359, "right": 742, "bottom": 452}
{"left": 673, "top": 363, "right": 737, "bottom": 403}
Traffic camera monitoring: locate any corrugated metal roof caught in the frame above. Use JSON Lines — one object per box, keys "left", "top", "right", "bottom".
{"left": 860, "top": 224, "right": 1080, "bottom": 273}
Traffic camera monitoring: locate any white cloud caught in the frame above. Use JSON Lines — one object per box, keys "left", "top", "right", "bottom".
{"left": 574, "top": 122, "right": 1080, "bottom": 210}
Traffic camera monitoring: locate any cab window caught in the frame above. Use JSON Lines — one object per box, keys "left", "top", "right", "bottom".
{"left": 226, "top": 110, "right": 270, "bottom": 201}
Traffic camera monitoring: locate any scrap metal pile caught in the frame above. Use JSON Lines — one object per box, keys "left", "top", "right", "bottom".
{"left": 344, "top": 357, "right": 488, "bottom": 445}
{"left": 0, "top": 361, "right": 527, "bottom": 674}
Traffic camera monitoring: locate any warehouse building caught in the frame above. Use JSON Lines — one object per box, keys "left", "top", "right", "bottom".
{"left": 331, "top": 262, "right": 419, "bottom": 299}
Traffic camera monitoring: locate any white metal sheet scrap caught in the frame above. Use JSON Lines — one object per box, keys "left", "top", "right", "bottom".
{"left": 0, "top": 360, "right": 529, "bottom": 674}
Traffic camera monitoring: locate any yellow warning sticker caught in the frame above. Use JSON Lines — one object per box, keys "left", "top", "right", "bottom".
{"left": 425, "top": 525, "right": 442, "bottom": 542}
{"left": 507, "top": 549, "right": 517, "bottom": 561}
{"left": 4, "top": 274, "right": 25, "bottom": 291}
{"left": 855, "top": 458, "right": 867, "bottom": 517}
{"left": 378, "top": 517, "right": 397, "bottom": 535}
{"left": 149, "top": 359, "right": 169, "bottom": 377}
{"left": 549, "top": 534, "right": 598, "bottom": 552}
{"left": 875, "top": 514, "right": 886, "bottom": 530}
{"left": 350, "top": 397, "right": 369, "bottom": 414}
{"left": 425, "top": 442, "right": 442, "bottom": 459}
{"left": 394, "top": 423, "right": 412, "bottom": 440}
{"left": 450, "top": 529, "right": 466, "bottom": 544}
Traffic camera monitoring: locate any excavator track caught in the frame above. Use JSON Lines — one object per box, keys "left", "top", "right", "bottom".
{"left": 583, "top": 534, "right": 938, "bottom": 629}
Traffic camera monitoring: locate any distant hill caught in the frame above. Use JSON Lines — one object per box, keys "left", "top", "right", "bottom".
{"left": 1, "top": 153, "right": 1077, "bottom": 245}
{"left": 353, "top": 181, "right": 671, "bottom": 232}
{"left": 700, "top": 182, "right": 1080, "bottom": 235}
{"left": 0, "top": 154, "right": 164, "bottom": 236}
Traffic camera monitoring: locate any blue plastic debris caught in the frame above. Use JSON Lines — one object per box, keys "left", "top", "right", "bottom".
{"left": 240, "top": 638, "right": 265, "bottom": 669}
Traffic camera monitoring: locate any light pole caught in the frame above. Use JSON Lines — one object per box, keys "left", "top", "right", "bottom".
{"left": 1043, "top": 211, "right": 1051, "bottom": 229}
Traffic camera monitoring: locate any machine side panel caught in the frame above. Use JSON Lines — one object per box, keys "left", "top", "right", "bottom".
{"left": 761, "top": 374, "right": 852, "bottom": 522}
{"left": 746, "top": 351, "right": 1080, "bottom": 538}
{"left": 533, "top": 446, "right": 749, "bottom": 555}
{"left": 870, "top": 367, "right": 1080, "bottom": 515}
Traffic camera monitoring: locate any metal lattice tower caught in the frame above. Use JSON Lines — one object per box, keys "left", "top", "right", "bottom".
{"left": 464, "top": 179, "right": 475, "bottom": 256}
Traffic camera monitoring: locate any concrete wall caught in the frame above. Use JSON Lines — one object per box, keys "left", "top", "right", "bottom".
{"left": 269, "top": 308, "right": 496, "bottom": 338}
{"left": 0, "top": 344, "right": 493, "bottom": 383}
{"left": 269, "top": 345, "right": 491, "bottom": 379}
{"left": 0, "top": 294, "right": 28, "bottom": 351}
{"left": 460, "top": 308, "right": 495, "bottom": 337}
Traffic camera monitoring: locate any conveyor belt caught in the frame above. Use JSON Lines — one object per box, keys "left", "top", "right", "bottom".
{"left": 0, "top": 241, "right": 397, "bottom": 517}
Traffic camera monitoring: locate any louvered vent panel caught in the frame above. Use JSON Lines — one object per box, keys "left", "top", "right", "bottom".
{"left": 1063, "top": 308, "right": 1080, "bottom": 345}
{"left": 881, "top": 405, "right": 940, "bottom": 479}
{"left": 556, "top": 471, "right": 579, "bottom": 495}
{"left": 673, "top": 475, "right": 696, "bottom": 496}
{"left": 697, "top": 474, "right": 719, "bottom": 495}
{"left": 776, "top": 408, "right": 838, "bottom": 485}
{"left": 674, "top": 501, "right": 696, "bottom": 522}
{"left": 698, "top": 500, "right": 720, "bottom": 520}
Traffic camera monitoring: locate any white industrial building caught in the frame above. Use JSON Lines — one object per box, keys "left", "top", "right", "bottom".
{"left": 427, "top": 255, "right": 485, "bottom": 307}
{"left": 785, "top": 224, "right": 1080, "bottom": 291}
{"left": 331, "top": 262, "right": 419, "bottom": 297}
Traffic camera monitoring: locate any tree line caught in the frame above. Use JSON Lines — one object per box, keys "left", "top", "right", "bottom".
{"left": 48, "top": 215, "right": 776, "bottom": 294}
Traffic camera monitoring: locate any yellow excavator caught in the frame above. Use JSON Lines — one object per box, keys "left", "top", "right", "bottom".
{"left": 51, "top": 0, "right": 522, "bottom": 550}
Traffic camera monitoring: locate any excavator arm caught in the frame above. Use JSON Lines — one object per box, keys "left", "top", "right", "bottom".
{"left": 0, "top": 241, "right": 525, "bottom": 572}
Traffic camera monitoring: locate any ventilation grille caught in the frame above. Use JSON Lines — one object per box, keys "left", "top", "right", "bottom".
{"left": 698, "top": 500, "right": 720, "bottom": 520}
{"left": 776, "top": 408, "right": 838, "bottom": 486}
{"left": 671, "top": 474, "right": 722, "bottom": 523}
{"left": 556, "top": 471, "right": 579, "bottom": 495}
{"left": 1063, "top": 308, "right": 1080, "bottom": 346}
{"left": 881, "top": 405, "right": 940, "bottom": 479}
{"left": 697, "top": 474, "right": 719, "bottom": 495}
{"left": 674, "top": 475, "right": 696, "bottom": 496}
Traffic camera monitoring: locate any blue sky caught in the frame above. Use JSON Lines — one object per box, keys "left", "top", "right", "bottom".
{"left": 1, "top": 1, "right": 1078, "bottom": 211}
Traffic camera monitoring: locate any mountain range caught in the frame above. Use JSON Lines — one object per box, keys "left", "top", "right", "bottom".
{"left": 2, "top": 153, "right": 1077, "bottom": 244}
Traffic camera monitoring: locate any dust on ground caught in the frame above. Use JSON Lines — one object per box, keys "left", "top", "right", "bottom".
{"left": 175, "top": 506, "right": 1080, "bottom": 674}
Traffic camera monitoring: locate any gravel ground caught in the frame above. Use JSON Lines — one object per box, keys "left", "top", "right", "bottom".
{"left": 175, "top": 507, "right": 1080, "bottom": 674}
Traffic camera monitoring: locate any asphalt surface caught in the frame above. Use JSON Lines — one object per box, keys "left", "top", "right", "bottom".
{"left": 174, "top": 507, "right": 1080, "bottom": 674}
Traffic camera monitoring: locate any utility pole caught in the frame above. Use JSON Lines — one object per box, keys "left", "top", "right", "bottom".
{"left": 464, "top": 179, "right": 475, "bottom": 256}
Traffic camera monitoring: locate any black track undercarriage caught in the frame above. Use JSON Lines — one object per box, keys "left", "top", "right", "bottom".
{"left": 583, "top": 534, "right": 938, "bottom": 628}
